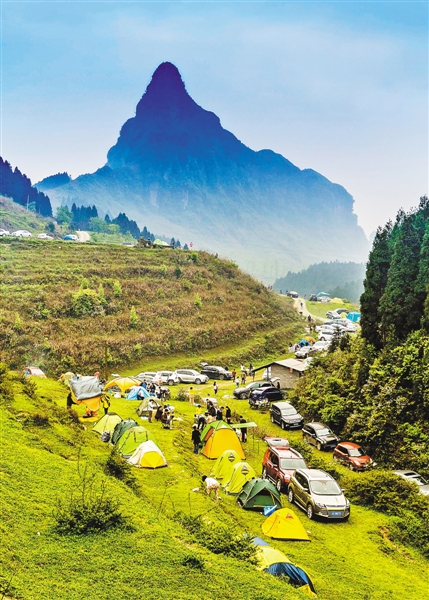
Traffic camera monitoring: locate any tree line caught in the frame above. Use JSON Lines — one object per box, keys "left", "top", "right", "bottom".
{"left": 0, "top": 157, "right": 52, "bottom": 217}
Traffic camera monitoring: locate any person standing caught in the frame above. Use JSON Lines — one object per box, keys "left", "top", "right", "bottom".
{"left": 239, "top": 416, "right": 247, "bottom": 443}
{"left": 235, "top": 376, "right": 240, "bottom": 388}
{"left": 216, "top": 406, "right": 223, "bottom": 421}
{"left": 191, "top": 425, "right": 201, "bottom": 454}
{"left": 147, "top": 399, "right": 157, "bottom": 423}
{"left": 202, "top": 475, "right": 220, "bottom": 501}
{"left": 189, "top": 386, "right": 195, "bottom": 405}
{"left": 213, "top": 381, "right": 218, "bottom": 395}
{"left": 225, "top": 405, "right": 232, "bottom": 424}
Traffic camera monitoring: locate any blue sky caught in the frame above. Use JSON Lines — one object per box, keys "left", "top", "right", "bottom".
{"left": 2, "top": 1, "right": 428, "bottom": 235}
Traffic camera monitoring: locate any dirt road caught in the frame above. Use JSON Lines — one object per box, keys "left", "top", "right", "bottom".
{"left": 76, "top": 231, "right": 90, "bottom": 242}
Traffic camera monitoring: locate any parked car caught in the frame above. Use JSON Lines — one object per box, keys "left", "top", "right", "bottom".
{"left": 333, "top": 442, "right": 374, "bottom": 471}
{"left": 287, "top": 291, "right": 299, "bottom": 298}
{"left": 173, "top": 369, "right": 209, "bottom": 384}
{"left": 262, "top": 446, "right": 308, "bottom": 492}
{"left": 12, "top": 229, "right": 32, "bottom": 237}
{"left": 152, "top": 371, "right": 179, "bottom": 386}
{"left": 308, "top": 294, "right": 317, "bottom": 302}
{"left": 309, "top": 341, "right": 330, "bottom": 353}
{"left": 37, "top": 233, "right": 53, "bottom": 240}
{"left": 295, "top": 345, "right": 312, "bottom": 359}
{"left": 63, "top": 234, "right": 78, "bottom": 241}
{"left": 0, "top": 228, "right": 10, "bottom": 236}
{"left": 233, "top": 379, "right": 279, "bottom": 399}
{"left": 200, "top": 365, "right": 233, "bottom": 380}
{"left": 302, "top": 422, "right": 339, "bottom": 450}
{"left": 264, "top": 437, "right": 290, "bottom": 448}
{"left": 135, "top": 371, "right": 157, "bottom": 383}
{"left": 270, "top": 401, "right": 304, "bottom": 430}
{"left": 249, "top": 387, "right": 283, "bottom": 408}
{"left": 394, "top": 471, "right": 429, "bottom": 496}
{"left": 288, "top": 469, "right": 350, "bottom": 520}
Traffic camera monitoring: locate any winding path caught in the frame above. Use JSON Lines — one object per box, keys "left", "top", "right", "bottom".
{"left": 77, "top": 230, "right": 90, "bottom": 242}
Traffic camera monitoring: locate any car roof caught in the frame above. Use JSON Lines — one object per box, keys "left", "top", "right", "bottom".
{"left": 272, "top": 402, "right": 294, "bottom": 409}
{"left": 296, "top": 468, "right": 333, "bottom": 479}
{"left": 394, "top": 470, "right": 420, "bottom": 477}
{"left": 307, "top": 422, "right": 328, "bottom": 429}
{"left": 270, "top": 446, "right": 303, "bottom": 458}
{"left": 338, "top": 441, "right": 361, "bottom": 449}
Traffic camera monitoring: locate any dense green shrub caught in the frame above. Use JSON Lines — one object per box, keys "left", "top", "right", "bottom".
{"left": 105, "top": 449, "right": 139, "bottom": 493}
{"left": 0, "top": 362, "right": 13, "bottom": 402}
{"left": 71, "top": 289, "right": 105, "bottom": 317}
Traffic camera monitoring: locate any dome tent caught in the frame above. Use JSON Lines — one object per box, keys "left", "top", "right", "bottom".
{"left": 92, "top": 413, "right": 122, "bottom": 436}
{"left": 200, "top": 421, "right": 245, "bottom": 460}
{"left": 111, "top": 418, "right": 138, "bottom": 445}
{"left": 237, "top": 478, "right": 281, "bottom": 511}
{"left": 115, "top": 426, "right": 155, "bottom": 457}
{"left": 224, "top": 462, "right": 256, "bottom": 495}
{"left": 261, "top": 508, "right": 310, "bottom": 541}
{"left": 127, "top": 440, "right": 167, "bottom": 469}
{"left": 211, "top": 449, "right": 242, "bottom": 481}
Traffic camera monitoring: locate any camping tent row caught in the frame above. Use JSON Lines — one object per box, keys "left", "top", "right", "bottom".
{"left": 200, "top": 420, "right": 246, "bottom": 460}
{"left": 253, "top": 537, "right": 316, "bottom": 596}
{"left": 92, "top": 413, "right": 167, "bottom": 469}
{"left": 211, "top": 449, "right": 256, "bottom": 495}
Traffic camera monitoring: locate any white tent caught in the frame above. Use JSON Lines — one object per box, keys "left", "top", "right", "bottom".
{"left": 127, "top": 440, "right": 167, "bottom": 469}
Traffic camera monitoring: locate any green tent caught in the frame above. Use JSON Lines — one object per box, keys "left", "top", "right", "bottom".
{"left": 224, "top": 462, "right": 256, "bottom": 495}
{"left": 115, "top": 426, "right": 155, "bottom": 457}
{"left": 211, "top": 449, "right": 242, "bottom": 481}
{"left": 237, "top": 478, "right": 282, "bottom": 511}
{"left": 92, "top": 413, "right": 122, "bottom": 436}
{"left": 111, "top": 418, "right": 138, "bottom": 445}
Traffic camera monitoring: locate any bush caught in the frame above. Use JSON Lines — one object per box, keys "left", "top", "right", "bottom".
{"left": 105, "top": 450, "right": 139, "bottom": 493}
{"left": 0, "top": 362, "right": 13, "bottom": 402}
{"left": 180, "top": 553, "right": 205, "bottom": 570}
{"left": 129, "top": 306, "right": 139, "bottom": 328}
{"left": 71, "top": 289, "right": 105, "bottom": 317}
{"left": 31, "top": 412, "right": 50, "bottom": 427}
{"left": 53, "top": 463, "right": 132, "bottom": 535}
{"left": 194, "top": 294, "right": 202, "bottom": 308}
{"left": 113, "top": 280, "right": 122, "bottom": 297}
{"left": 174, "top": 388, "right": 188, "bottom": 402}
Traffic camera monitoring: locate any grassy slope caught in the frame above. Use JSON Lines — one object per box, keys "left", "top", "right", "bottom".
{"left": 0, "top": 239, "right": 301, "bottom": 374}
{"left": 1, "top": 373, "right": 428, "bottom": 600}
{"left": 305, "top": 301, "right": 360, "bottom": 320}
{"left": 0, "top": 196, "right": 59, "bottom": 236}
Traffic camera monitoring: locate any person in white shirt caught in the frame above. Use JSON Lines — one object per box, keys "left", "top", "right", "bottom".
{"left": 202, "top": 475, "right": 220, "bottom": 501}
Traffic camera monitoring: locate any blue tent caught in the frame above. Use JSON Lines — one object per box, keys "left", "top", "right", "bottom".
{"left": 297, "top": 339, "right": 311, "bottom": 347}
{"left": 127, "top": 386, "right": 150, "bottom": 400}
{"left": 347, "top": 312, "right": 361, "bottom": 323}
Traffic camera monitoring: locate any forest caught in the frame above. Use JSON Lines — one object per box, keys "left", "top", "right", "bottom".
{"left": 0, "top": 157, "right": 52, "bottom": 217}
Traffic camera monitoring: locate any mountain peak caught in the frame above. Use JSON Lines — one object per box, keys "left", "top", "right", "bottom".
{"left": 136, "top": 62, "right": 189, "bottom": 115}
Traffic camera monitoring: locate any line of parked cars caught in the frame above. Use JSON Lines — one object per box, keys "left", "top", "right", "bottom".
{"left": 134, "top": 365, "right": 234, "bottom": 386}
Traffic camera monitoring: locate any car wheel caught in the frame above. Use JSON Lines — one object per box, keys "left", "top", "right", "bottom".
{"left": 276, "top": 478, "right": 282, "bottom": 493}
{"left": 270, "top": 414, "right": 274, "bottom": 423}
{"left": 288, "top": 488, "right": 294, "bottom": 504}
{"left": 178, "top": 378, "right": 183, "bottom": 383}
{"left": 262, "top": 467, "right": 267, "bottom": 479}
{"left": 306, "top": 504, "right": 314, "bottom": 520}
{"left": 219, "top": 374, "right": 224, "bottom": 380}
{"left": 333, "top": 456, "right": 339, "bottom": 463}
{"left": 349, "top": 463, "right": 355, "bottom": 472}
{"left": 281, "top": 421, "right": 286, "bottom": 430}
{"left": 167, "top": 380, "right": 175, "bottom": 386}
{"left": 240, "top": 393, "right": 247, "bottom": 400}
{"left": 320, "top": 337, "right": 325, "bottom": 341}
{"left": 195, "top": 379, "right": 201, "bottom": 385}
{"left": 316, "top": 442, "right": 322, "bottom": 451}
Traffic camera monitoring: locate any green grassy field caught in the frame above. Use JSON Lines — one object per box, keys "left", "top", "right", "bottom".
{"left": 1, "top": 370, "right": 428, "bottom": 600}
{"left": 305, "top": 301, "right": 359, "bottom": 321}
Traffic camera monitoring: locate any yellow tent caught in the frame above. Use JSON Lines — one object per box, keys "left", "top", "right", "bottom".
{"left": 256, "top": 543, "right": 316, "bottom": 596}
{"left": 127, "top": 440, "right": 167, "bottom": 469}
{"left": 211, "top": 449, "right": 242, "bottom": 480}
{"left": 331, "top": 297, "right": 344, "bottom": 304}
{"left": 224, "top": 461, "right": 256, "bottom": 495}
{"left": 201, "top": 421, "right": 245, "bottom": 460}
{"left": 304, "top": 336, "right": 316, "bottom": 344}
{"left": 92, "top": 413, "right": 122, "bottom": 436}
{"left": 104, "top": 376, "right": 141, "bottom": 394}
{"left": 261, "top": 508, "right": 310, "bottom": 541}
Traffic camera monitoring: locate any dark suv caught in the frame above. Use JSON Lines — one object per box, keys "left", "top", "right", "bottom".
{"left": 288, "top": 469, "right": 350, "bottom": 520}
{"left": 200, "top": 365, "right": 233, "bottom": 380}
{"left": 262, "top": 445, "right": 307, "bottom": 492}
{"left": 270, "top": 402, "right": 304, "bottom": 430}
{"left": 234, "top": 380, "right": 277, "bottom": 400}
{"left": 302, "top": 422, "right": 339, "bottom": 451}
{"left": 249, "top": 387, "right": 283, "bottom": 408}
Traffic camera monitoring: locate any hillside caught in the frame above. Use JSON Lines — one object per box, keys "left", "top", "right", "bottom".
{"left": 0, "top": 239, "right": 301, "bottom": 374}
{"left": 0, "top": 157, "right": 52, "bottom": 216}
{"left": 0, "top": 196, "right": 59, "bottom": 236}
{"left": 39, "top": 62, "right": 369, "bottom": 282}
{"left": 273, "top": 262, "right": 366, "bottom": 303}
{"left": 1, "top": 371, "right": 428, "bottom": 600}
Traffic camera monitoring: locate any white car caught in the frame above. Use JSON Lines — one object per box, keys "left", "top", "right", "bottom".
{"left": 309, "top": 341, "right": 330, "bottom": 353}
{"left": 37, "top": 233, "right": 54, "bottom": 240}
{"left": 173, "top": 369, "right": 209, "bottom": 384}
{"left": 136, "top": 371, "right": 157, "bottom": 383}
{"left": 394, "top": 470, "right": 429, "bottom": 496}
{"left": 12, "top": 230, "right": 32, "bottom": 237}
{"left": 0, "top": 228, "right": 10, "bottom": 236}
{"left": 152, "top": 371, "right": 179, "bottom": 386}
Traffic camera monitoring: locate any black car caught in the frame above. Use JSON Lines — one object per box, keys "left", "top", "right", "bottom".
{"left": 233, "top": 381, "right": 275, "bottom": 399}
{"left": 249, "top": 387, "right": 283, "bottom": 407}
{"left": 270, "top": 402, "right": 304, "bottom": 430}
{"left": 302, "top": 422, "right": 339, "bottom": 451}
{"left": 200, "top": 365, "right": 233, "bottom": 380}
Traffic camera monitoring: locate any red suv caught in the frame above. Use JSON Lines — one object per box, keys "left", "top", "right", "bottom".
{"left": 262, "top": 445, "right": 308, "bottom": 492}
{"left": 333, "top": 442, "right": 374, "bottom": 471}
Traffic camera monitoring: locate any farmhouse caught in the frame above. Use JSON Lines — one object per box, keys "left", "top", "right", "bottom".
{"left": 254, "top": 359, "right": 308, "bottom": 389}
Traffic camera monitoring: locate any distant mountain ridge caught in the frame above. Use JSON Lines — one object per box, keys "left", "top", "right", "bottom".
{"left": 39, "top": 62, "right": 369, "bottom": 281}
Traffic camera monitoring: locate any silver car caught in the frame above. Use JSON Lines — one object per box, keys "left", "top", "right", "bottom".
{"left": 394, "top": 470, "right": 429, "bottom": 496}
{"left": 288, "top": 468, "right": 350, "bottom": 520}
{"left": 173, "top": 369, "right": 209, "bottom": 384}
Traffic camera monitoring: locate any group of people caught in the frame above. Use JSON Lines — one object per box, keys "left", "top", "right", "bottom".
{"left": 154, "top": 404, "right": 174, "bottom": 428}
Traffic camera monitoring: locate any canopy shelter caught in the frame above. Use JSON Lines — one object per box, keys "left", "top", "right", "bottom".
{"left": 261, "top": 508, "right": 310, "bottom": 541}
{"left": 104, "top": 377, "right": 141, "bottom": 394}
{"left": 224, "top": 462, "right": 256, "bottom": 495}
{"left": 237, "top": 479, "right": 282, "bottom": 511}
{"left": 316, "top": 292, "right": 330, "bottom": 298}
{"left": 111, "top": 418, "right": 139, "bottom": 445}
{"left": 115, "top": 426, "right": 155, "bottom": 457}
{"left": 211, "top": 449, "right": 242, "bottom": 481}
{"left": 127, "top": 440, "right": 167, "bottom": 469}
{"left": 254, "top": 539, "right": 316, "bottom": 596}
{"left": 347, "top": 312, "right": 361, "bottom": 323}
{"left": 92, "top": 413, "right": 122, "bottom": 436}
{"left": 69, "top": 376, "right": 104, "bottom": 415}
{"left": 200, "top": 420, "right": 245, "bottom": 460}
{"left": 127, "top": 386, "right": 150, "bottom": 400}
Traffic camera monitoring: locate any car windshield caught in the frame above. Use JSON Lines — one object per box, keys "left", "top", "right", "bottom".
{"left": 348, "top": 447, "right": 365, "bottom": 457}
{"left": 281, "top": 407, "right": 297, "bottom": 416}
{"left": 412, "top": 476, "right": 428, "bottom": 486}
{"left": 316, "top": 428, "right": 332, "bottom": 436}
{"left": 310, "top": 480, "right": 341, "bottom": 495}
{"left": 280, "top": 458, "right": 306, "bottom": 470}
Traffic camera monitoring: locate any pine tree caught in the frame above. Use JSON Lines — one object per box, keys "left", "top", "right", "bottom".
{"left": 360, "top": 222, "right": 392, "bottom": 348}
